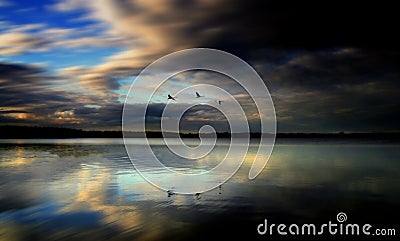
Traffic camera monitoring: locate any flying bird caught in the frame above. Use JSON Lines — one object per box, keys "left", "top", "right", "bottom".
{"left": 167, "top": 189, "right": 175, "bottom": 197}
{"left": 217, "top": 100, "right": 224, "bottom": 105}
{"left": 168, "top": 94, "right": 176, "bottom": 101}
{"left": 196, "top": 92, "right": 204, "bottom": 98}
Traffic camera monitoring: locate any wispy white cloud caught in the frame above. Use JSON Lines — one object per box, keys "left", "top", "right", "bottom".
{"left": 0, "top": 32, "right": 51, "bottom": 55}
{"left": 0, "top": 21, "right": 124, "bottom": 56}
{"left": 0, "top": 0, "right": 12, "bottom": 7}
{"left": 47, "top": 0, "right": 232, "bottom": 93}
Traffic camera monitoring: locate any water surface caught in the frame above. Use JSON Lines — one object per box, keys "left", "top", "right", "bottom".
{"left": 0, "top": 138, "right": 399, "bottom": 240}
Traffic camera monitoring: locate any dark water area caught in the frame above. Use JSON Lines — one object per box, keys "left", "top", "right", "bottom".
{"left": 0, "top": 138, "right": 399, "bottom": 240}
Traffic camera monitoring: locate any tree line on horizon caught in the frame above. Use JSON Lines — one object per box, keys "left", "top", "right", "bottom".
{"left": 0, "top": 125, "right": 399, "bottom": 139}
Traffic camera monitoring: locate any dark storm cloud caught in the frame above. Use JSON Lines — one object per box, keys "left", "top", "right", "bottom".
{"left": 0, "top": 62, "right": 123, "bottom": 129}
{"left": 52, "top": 0, "right": 399, "bottom": 78}
{"left": 158, "top": 0, "right": 400, "bottom": 58}
{"left": 0, "top": 109, "right": 30, "bottom": 114}
{"left": 267, "top": 49, "right": 399, "bottom": 89}
{"left": 110, "top": 0, "right": 399, "bottom": 53}
{"left": 264, "top": 48, "right": 400, "bottom": 132}
{"left": 0, "top": 62, "right": 71, "bottom": 106}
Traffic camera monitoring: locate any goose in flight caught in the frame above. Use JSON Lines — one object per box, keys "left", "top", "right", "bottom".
{"left": 168, "top": 94, "right": 176, "bottom": 101}
{"left": 196, "top": 92, "right": 204, "bottom": 98}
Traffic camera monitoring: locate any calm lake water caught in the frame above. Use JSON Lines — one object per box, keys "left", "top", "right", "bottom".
{"left": 0, "top": 138, "right": 399, "bottom": 240}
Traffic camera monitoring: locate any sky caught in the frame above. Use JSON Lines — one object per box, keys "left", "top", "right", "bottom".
{"left": 0, "top": 0, "right": 399, "bottom": 132}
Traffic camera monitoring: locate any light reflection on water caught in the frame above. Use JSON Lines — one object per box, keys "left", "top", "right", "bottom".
{"left": 0, "top": 139, "right": 399, "bottom": 240}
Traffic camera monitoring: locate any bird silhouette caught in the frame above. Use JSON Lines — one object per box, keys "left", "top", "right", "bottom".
{"left": 217, "top": 100, "right": 224, "bottom": 105}
{"left": 196, "top": 92, "right": 204, "bottom": 98}
{"left": 167, "top": 189, "right": 175, "bottom": 197}
{"left": 168, "top": 94, "right": 176, "bottom": 101}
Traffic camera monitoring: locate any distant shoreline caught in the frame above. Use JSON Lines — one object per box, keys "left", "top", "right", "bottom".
{"left": 0, "top": 126, "right": 399, "bottom": 140}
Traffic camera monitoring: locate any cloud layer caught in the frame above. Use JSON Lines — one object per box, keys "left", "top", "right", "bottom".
{"left": 0, "top": 0, "right": 399, "bottom": 132}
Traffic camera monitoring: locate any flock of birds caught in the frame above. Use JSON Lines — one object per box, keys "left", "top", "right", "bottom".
{"left": 165, "top": 91, "right": 225, "bottom": 197}
{"left": 168, "top": 92, "right": 224, "bottom": 105}
{"left": 167, "top": 185, "right": 222, "bottom": 198}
